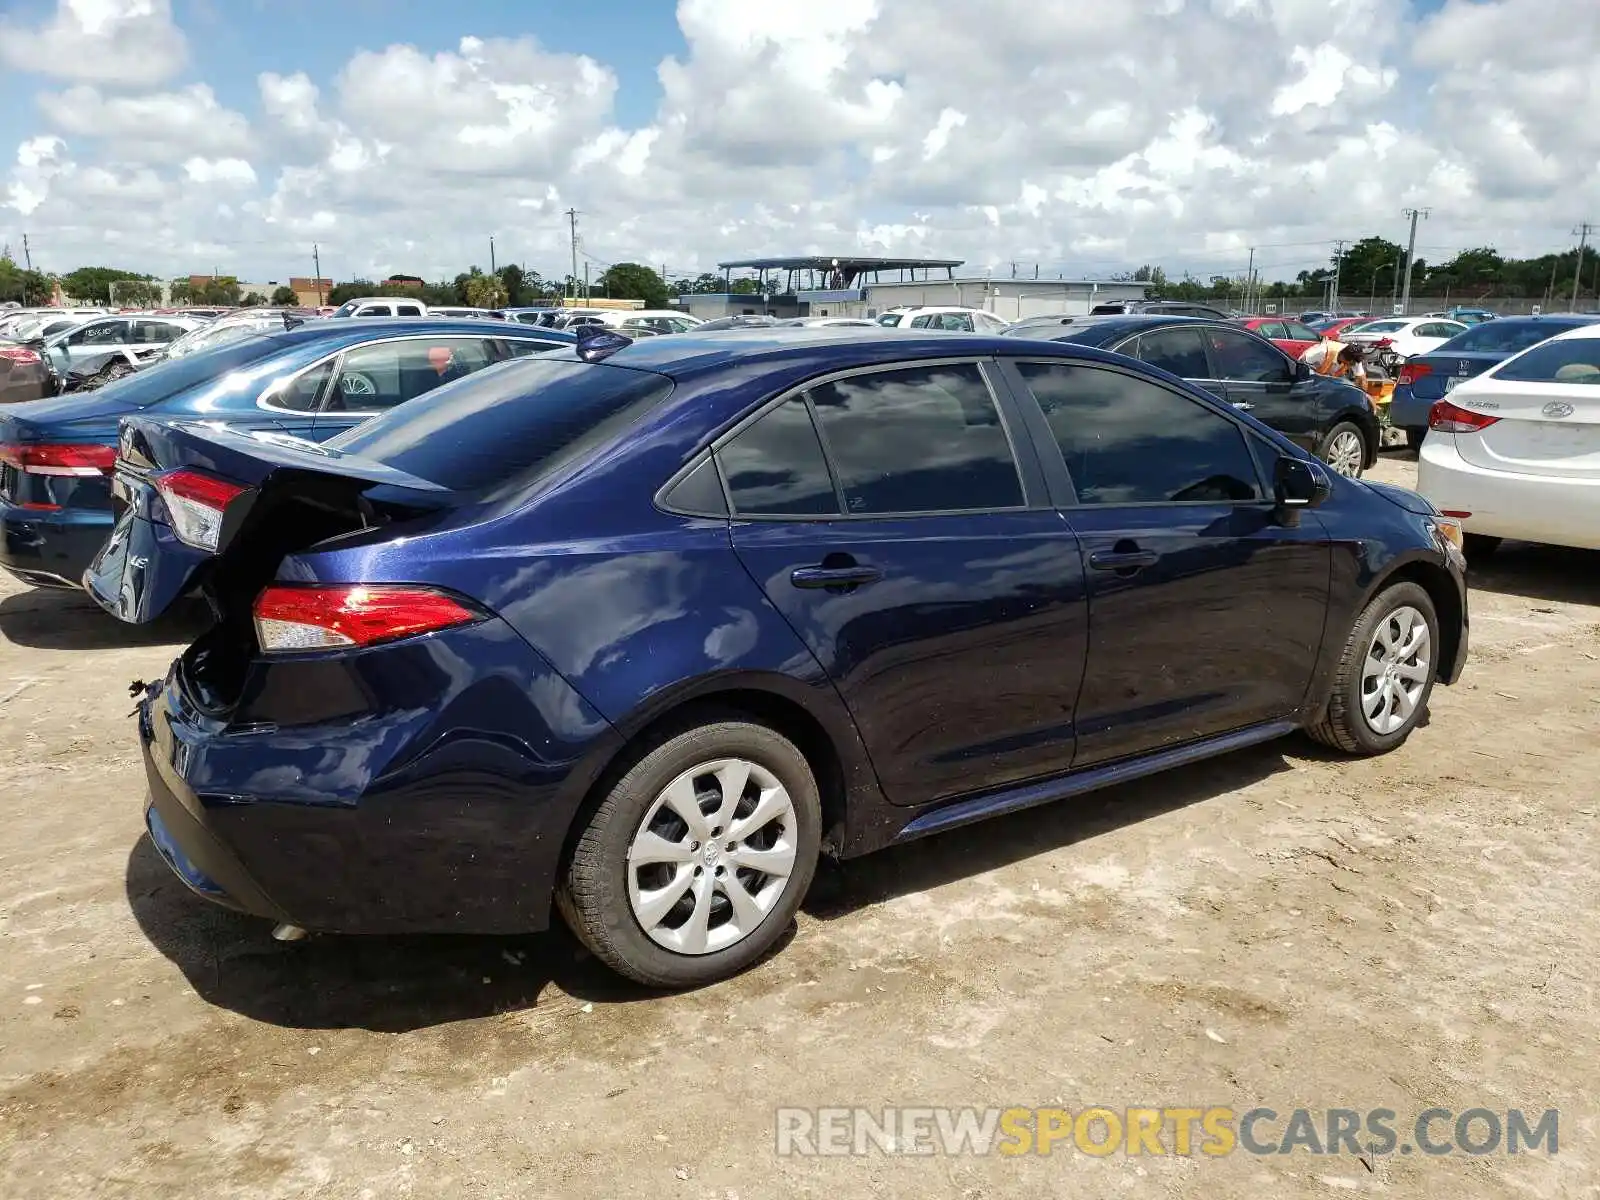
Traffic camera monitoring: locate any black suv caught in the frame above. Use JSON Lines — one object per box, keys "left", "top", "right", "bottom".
{"left": 1089, "top": 300, "right": 1233, "bottom": 319}
{"left": 1007, "top": 314, "right": 1379, "bottom": 477}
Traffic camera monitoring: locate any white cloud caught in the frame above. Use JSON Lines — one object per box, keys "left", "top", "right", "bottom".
{"left": 38, "top": 84, "right": 250, "bottom": 163}
{"left": 2, "top": 0, "right": 1599, "bottom": 285}
{"left": 0, "top": 0, "right": 187, "bottom": 88}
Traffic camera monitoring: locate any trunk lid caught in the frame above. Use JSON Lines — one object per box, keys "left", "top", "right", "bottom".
{"left": 86, "top": 417, "right": 452, "bottom": 625}
{"left": 1452, "top": 383, "right": 1600, "bottom": 479}
{"left": 1402, "top": 350, "right": 1506, "bottom": 403}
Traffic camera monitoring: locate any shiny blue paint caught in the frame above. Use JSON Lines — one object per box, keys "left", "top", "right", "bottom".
{"left": 107, "top": 329, "right": 1468, "bottom": 934}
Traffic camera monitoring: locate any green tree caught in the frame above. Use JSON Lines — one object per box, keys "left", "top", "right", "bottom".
{"left": 326, "top": 280, "right": 375, "bottom": 306}
{"left": 195, "top": 277, "right": 242, "bottom": 306}
{"left": 241, "top": 291, "right": 267, "bottom": 307}
{"left": 113, "top": 280, "right": 161, "bottom": 307}
{"left": 729, "top": 278, "right": 760, "bottom": 296}
{"left": 169, "top": 278, "right": 194, "bottom": 304}
{"left": 464, "top": 271, "right": 508, "bottom": 309}
{"left": 497, "top": 263, "right": 527, "bottom": 307}
{"left": 270, "top": 285, "right": 299, "bottom": 306}
{"left": 60, "top": 266, "right": 151, "bottom": 304}
{"left": 593, "top": 262, "right": 670, "bottom": 307}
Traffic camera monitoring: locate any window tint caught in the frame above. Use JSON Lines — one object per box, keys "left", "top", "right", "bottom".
{"left": 1446, "top": 320, "right": 1589, "bottom": 353}
{"left": 1204, "top": 330, "right": 1291, "bottom": 383}
{"left": 132, "top": 320, "right": 182, "bottom": 343}
{"left": 908, "top": 314, "right": 934, "bottom": 328}
{"left": 1493, "top": 338, "right": 1600, "bottom": 385}
{"left": 329, "top": 359, "right": 673, "bottom": 497}
{"left": 267, "top": 360, "right": 334, "bottom": 411}
{"left": 324, "top": 338, "right": 494, "bottom": 413}
{"left": 500, "top": 338, "right": 564, "bottom": 358}
{"left": 1134, "top": 327, "right": 1210, "bottom": 378}
{"left": 1258, "top": 321, "right": 1288, "bottom": 339}
{"left": 719, "top": 398, "right": 838, "bottom": 516}
{"left": 355, "top": 307, "right": 388, "bottom": 318}
{"left": 806, "top": 363, "right": 1023, "bottom": 514}
{"left": 1284, "top": 323, "right": 1319, "bottom": 341}
{"left": 1015, "top": 363, "right": 1261, "bottom": 505}
{"left": 396, "top": 305, "right": 423, "bottom": 317}
{"left": 1419, "top": 322, "right": 1463, "bottom": 339}
{"left": 70, "top": 320, "right": 125, "bottom": 346}
{"left": 1361, "top": 320, "right": 1407, "bottom": 333}
{"left": 662, "top": 453, "right": 728, "bottom": 516}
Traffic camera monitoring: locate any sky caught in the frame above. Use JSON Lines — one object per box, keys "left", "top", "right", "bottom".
{"left": 1, "top": 0, "right": 1597, "bottom": 289}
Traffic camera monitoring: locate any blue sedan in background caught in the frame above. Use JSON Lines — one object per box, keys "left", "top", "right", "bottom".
{"left": 0, "top": 318, "right": 572, "bottom": 589}
{"left": 88, "top": 327, "right": 1467, "bottom": 987}
{"left": 1390, "top": 314, "right": 1600, "bottom": 448}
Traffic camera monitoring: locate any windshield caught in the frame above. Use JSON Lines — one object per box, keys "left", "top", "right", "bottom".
{"left": 1441, "top": 320, "right": 1592, "bottom": 355}
{"left": 165, "top": 321, "right": 275, "bottom": 359}
{"left": 331, "top": 301, "right": 360, "bottom": 318}
{"left": 1493, "top": 338, "right": 1600, "bottom": 385}
{"left": 328, "top": 358, "right": 673, "bottom": 498}
{"left": 1358, "top": 320, "right": 1407, "bottom": 333}
{"left": 86, "top": 335, "right": 291, "bottom": 408}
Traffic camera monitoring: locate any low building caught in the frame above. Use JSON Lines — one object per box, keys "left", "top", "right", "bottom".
{"left": 697, "top": 255, "right": 1148, "bottom": 321}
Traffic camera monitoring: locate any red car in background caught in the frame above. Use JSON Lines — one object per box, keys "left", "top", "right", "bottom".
{"left": 1238, "top": 316, "right": 1323, "bottom": 357}
{"left": 1311, "top": 317, "right": 1377, "bottom": 342}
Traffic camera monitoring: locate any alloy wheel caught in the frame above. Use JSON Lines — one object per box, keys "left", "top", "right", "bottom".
{"left": 626, "top": 758, "right": 799, "bottom": 955}
{"left": 1360, "top": 605, "right": 1432, "bottom": 735}
{"left": 1325, "top": 429, "right": 1365, "bottom": 477}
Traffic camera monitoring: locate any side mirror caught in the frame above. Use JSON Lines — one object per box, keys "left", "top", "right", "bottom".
{"left": 1274, "top": 456, "right": 1331, "bottom": 510}
{"left": 1294, "top": 359, "right": 1313, "bottom": 381}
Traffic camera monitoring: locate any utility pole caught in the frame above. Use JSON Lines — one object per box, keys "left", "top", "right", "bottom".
{"left": 21, "top": 232, "right": 32, "bottom": 271}
{"left": 1330, "top": 239, "right": 1346, "bottom": 310}
{"left": 1571, "top": 222, "right": 1594, "bottom": 310}
{"left": 1400, "top": 207, "right": 1429, "bottom": 314}
{"left": 565, "top": 208, "right": 579, "bottom": 301}
{"left": 583, "top": 261, "right": 590, "bottom": 301}
{"left": 489, "top": 235, "right": 497, "bottom": 275}
{"left": 1244, "top": 247, "right": 1255, "bottom": 313}
{"left": 312, "top": 244, "right": 323, "bottom": 305}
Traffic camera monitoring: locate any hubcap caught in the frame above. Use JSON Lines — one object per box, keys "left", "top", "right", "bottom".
{"left": 626, "top": 758, "right": 798, "bottom": 956}
{"left": 1360, "top": 605, "right": 1431, "bottom": 735}
{"left": 1326, "top": 430, "right": 1364, "bottom": 477}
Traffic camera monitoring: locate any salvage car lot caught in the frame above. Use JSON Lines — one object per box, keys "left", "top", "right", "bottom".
{"left": 2, "top": 454, "right": 1598, "bottom": 1197}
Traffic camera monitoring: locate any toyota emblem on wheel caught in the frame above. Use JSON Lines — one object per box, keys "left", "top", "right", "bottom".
{"left": 1542, "top": 401, "right": 1575, "bottom": 419}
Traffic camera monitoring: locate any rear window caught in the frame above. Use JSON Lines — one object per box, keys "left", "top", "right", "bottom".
{"left": 327, "top": 358, "right": 673, "bottom": 496}
{"left": 1493, "top": 338, "right": 1600, "bottom": 385}
{"left": 1443, "top": 321, "right": 1591, "bottom": 354}
{"left": 1359, "top": 320, "right": 1407, "bottom": 333}
{"left": 91, "top": 335, "right": 290, "bottom": 408}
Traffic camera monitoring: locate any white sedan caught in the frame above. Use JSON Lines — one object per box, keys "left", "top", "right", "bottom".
{"left": 1417, "top": 323, "right": 1600, "bottom": 555}
{"left": 1343, "top": 317, "right": 1468, "bottom": 359}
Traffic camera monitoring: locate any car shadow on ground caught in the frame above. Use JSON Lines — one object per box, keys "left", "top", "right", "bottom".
{"left": 1466, "top": 543, "right": 1600, "bottom": 608}
{"left": 805, "top": 738, "right": 1296, "bottom": 919}
{"left": 124, "top": 835, "right": 651, "bottom": 1032}
{"left": 127, "top": 736, "right": 1297, "bottom": 1031}
{"left": 0, "top": 587, "right": 209, "bottom": 650}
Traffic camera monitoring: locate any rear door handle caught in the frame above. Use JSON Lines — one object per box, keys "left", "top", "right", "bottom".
{"left": 1088, "top": 549, "right": 1159, "bottom": 572}
{"left": 791, "top": 565, "right": 882, "bottom": 589}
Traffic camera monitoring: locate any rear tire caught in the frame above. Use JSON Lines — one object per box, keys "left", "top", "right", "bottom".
{"left": 1306, "top": 581, "right": 1439, "bottom": 756}
{"left": 1318, "top": 421, "right": 1368, "bottom": 478}
{"left": 1463, "top": 533, "right": 1502, "bottom": 562}
{"left": 1404, "top": 426, "right": 1426, "bottom": 451}
{"left": 558, "top": 715, "right": 821, "bottom": 988}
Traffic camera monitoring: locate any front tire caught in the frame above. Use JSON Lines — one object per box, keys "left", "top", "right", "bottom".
{"left": 1307, "top": 581, "right": 1439, "bottom": 755}
{"left": 558, "top": 716, "right": 822, "bottom": 988}
{"left": 1318, "top": 421, "right": 1367, "bottom": 478}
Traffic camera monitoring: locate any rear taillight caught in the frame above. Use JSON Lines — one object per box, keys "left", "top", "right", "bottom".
{"left": 253, "top": 585, "right": 482, "bottom": 653}
{"left": 1373, "top": 338, "right": 1394, "bottom": 349}
{"left": 1429, "top": 399, "right": 1500, "bottom": 433}
{"left": 154, "top": 468, "right": 248, "bottom": 551}
{"left": 1397, "top": 362, "right": 1432, "bottom": 386}
{"left": 0, "top": 442, "right": 117, "bottom": 476}
{"left": 0, "top": 346, "right": 41, "bottom": 366}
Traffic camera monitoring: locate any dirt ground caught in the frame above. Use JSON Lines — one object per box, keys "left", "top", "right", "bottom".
{"left": 2, "top": 452, "right": 1598, "bottom": 1199}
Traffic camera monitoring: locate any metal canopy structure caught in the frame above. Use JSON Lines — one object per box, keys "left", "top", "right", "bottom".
{"left": 714, "top": 255, "right": 964, "bottom": 292}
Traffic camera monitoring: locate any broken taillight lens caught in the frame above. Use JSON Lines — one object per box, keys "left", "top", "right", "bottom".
{"left": 154, "top": 468, "right": 248, "bottom": 551}
{"left": 253, "top": 585, "right": 483, "bottom": 654}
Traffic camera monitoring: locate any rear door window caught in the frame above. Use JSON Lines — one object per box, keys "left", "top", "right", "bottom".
{"left": 324, "top": 337, "right": 494, "bottom": 413}
{"left": 1204, "top": 330, "right": 1291, "bottom": 383}
{"left": 804, "top": 362, "right": 1024, "bottom": 514}
{"left": 1133, "top": 327, "right": 1211, "bottom": 378}
{"left": 718, "top": 397, "right": 839, "bottom": 516}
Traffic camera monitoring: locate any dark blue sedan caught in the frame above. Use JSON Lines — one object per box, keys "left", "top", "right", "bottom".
{"left": 1390, "top": 314, "right": 1600, "bottom": 448}
{"left": 90, "top": 327, "right": 1468, "bottom": 987}
{"left": 0, "top": 318, "right": 572, "bottom": 589}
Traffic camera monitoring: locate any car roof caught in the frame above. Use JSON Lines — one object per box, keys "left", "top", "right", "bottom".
{"left": 269, "top": 317, "right": 575, "bottom": 347}
{"left": 547, "top": 327, "right": 1135, "bottom": 383}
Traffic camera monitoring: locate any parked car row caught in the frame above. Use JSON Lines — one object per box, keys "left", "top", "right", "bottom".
{"left": 27, "top": 321, "right": 1465, "bottom": 990}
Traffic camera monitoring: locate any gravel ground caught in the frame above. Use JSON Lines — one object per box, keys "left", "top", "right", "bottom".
{"left": 2, "top": 452, "right": 1598, "bottom": 1199}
